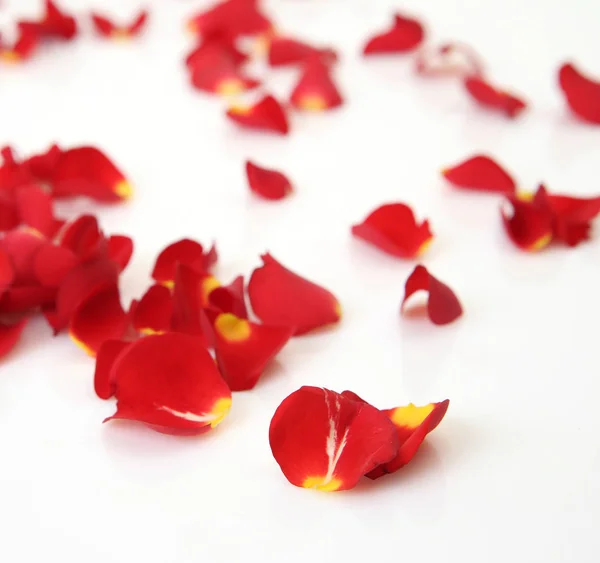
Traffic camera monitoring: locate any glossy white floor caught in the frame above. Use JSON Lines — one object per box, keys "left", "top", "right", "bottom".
{"left": 1, "top": 1, "right": 599, "bottom": 562}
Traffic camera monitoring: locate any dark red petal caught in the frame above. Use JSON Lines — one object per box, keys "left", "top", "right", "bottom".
{"left": 501, "top": 192, "right": 554, "bottom": 252}
{"left": 0, "top": 286, "right": 56, "bottom": 314}
{"left": 226, "top": 95, "right": 289, "bottom": 135}
{"left": 132, "top": 284, "right": 173, "bottom": 335}
{"left": 289, "top": 57, "right": 343, "bottom": 111}
{"left": 351, "top": 203, "right": 433, "bottom": 258}
{"left": 207, "top": 275, "right": 247, "bottom": 318}
{"left": 415, "top": 42, "right": 484, "bottom": 77}
{"left": 442, "top": 155, "right": 516, "bottom": 194}
{"left": 0, "top": 193, "right": 20, "bottom": 232}
{"left": 58, "top": 214, "right": 103, "bottom": 258}
{"left": 546, "top": 193, "right": 600, "bottom": 224}
{"left": 0, "top": 319, "right": 28, "bottom": 360}
{"left": 211, "top": 312, "right": 293, "bottom": 391}
{"left": 464, "top": 76, "right": 527, "bottom": 119}
{"left": 54, "top": 257, "right": 119, "bottom": 331}
{"left": 245, "top": 161, "right": 292, "bottom": 200}
{"left": 268, "top": 37, "right": 338, "bottom": 67}
{"left": 69, "top": 285, "right": 128, "bottom": 357}
{"left": 248, "top": 253, "right": 341, "bottom": 335}
{"left": 94, "top": 339, "right": 132, "bottom": 399}
{"left": 269, "top": 386, "right": 399, "bottom": 491}
{"left": 363, "top": 13, "right": 425, "bottom": 55}
{"left": 558, "top": 63, "right": 600, "bottom": 124}
{"left": 15, "top": 184, "right": 61, "bottom": 238}
{"left": 0, "top": 246, "right": 15, "bottom": 295}
{"left": 402, "top": 265, "right": 463, "bottom": 325}
{"left": 107, "top": 235, "right": 133, "bottom": 272}
{"left": 50, "top": 146, "right": 131, "bottom": 202}
{"left": 33, "top": 242, "right": 78, "bottom": 288}
{"left": 151, "top": 239, "right": 217, "bottom": 286}
{"left": 104, "top": 333, "right": 232, "bottom": 435}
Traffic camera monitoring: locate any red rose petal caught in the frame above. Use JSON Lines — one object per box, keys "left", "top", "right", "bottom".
{"left": 544, "top": 190, "right": 600, "bottom": 246}
{"left": 58, "top": 214, "right": 103, "bottom": 258}
{"left": 132, "top": 284, "right": 173, "bottom": 335}
{"left": 94, "top": 339, "right": 132, "bottom": 400}
{"left": 33, "top": 243, "right": 78, "bottom": 288}
{"left": 190, "top": 48, "right": 260, "bottom": 95}
{"left": 50, "top": 146, "right": 132, "bottom": 202}
{"left": 1, "top": 26, "right": 39, "bottom": 63}
{"left": 442, "top": 155, "right": 516, "bottom": 194}
{"left": 351, "top": 202, "right": 433, "bottom": 258}
{"left": 211, "top": 312, "right": 293, "bottom": 391}
{"left": 187, "top": 0, "right": 271, "bottom": 39}
{"left": 0, "top": 193, "right": 20, "bottom": 232}
{"left": 245, "top": 160, "right": 292, "bottom": 200}
{"left": 107, "top": 235, "right": 133, "bottom": 272}
{"left": 0, "top": 286, "right": 56, "bottom": 314}
{"left": 501, "top": 190, "right": 554, "bottom": 251}
{"left": 363, "top": 13, "right": 425, "bottom": 55}
{"left": 18, "top": 1, "right": 77, "bottom": 41}
{"left": 0, "top": 319, "right": 28, "bottom": 360}
{"left": 464, "top": 76, "right": 527, "bottom": 119}
{"left": 0, "top": 246, "right": 15, "bottom": 295}
{"left": 104, "top": 333, "right": 232, "bottom": 436}
{"left": 1, "top": 229, "right": 46, "bottom": 285}
{"left": 91, "top": 11, "right": 148, "bottom": 39}
{"left": 558, "top": 62, "right": 600, "bottom": 125}
{"left": 290, "top": 57, "right": 343, "bottom": 112}
{"left": 152, "top": 238, "right": 217, "bottom": 286}
{"left": 402, "top": 265, "right": 463, "bottom": 325}
{"left": 415, "top": 42, "right": 484, "bottom": 78}
{"left": 186, "top": 31, "right": 248, "bottom": 70}
{"left": 269, "top": 386, "right": 399, "bottom": 491}
{"left": 69, "top": 284, "right": 128, "bottom": 357}
{"left": 207, "top": 275, "right": 248, "bottom": 318}
{"left": 22, "top": 144, "right": 62, "bottom": 182}
{"left": 226, "top": 95, "right": 289, "bottom": 135}
{"left": 15, "top": 184, "right": 62, "bottom": 238}
{"left": 248, "top": 253, "right": 341, "bottom": 335}
{"left": 0, "top": 147, "right": 35, "bottom": 191}
{"left": 268, "top": 37, "right": 337, "bottom": 67}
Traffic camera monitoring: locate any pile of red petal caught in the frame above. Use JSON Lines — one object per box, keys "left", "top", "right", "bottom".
{"left": 0, "top": 144, "right": 133, "bottom": 360}
{"left": 443, "top": 155, "right": 600, "bottom": 250}
{"left": 270, "top": 386, "right": 449, "bottom": 491}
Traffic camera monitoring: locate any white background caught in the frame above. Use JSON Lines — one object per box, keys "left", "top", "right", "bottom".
{"left": 1, "top": 0, "right": 600, "bottom": 562}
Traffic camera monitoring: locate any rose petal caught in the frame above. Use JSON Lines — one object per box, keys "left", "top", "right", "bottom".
{"left": 187, "top": 0, "right": 271, "bottom": 39}
{"left": 442, "top": 155, "right": 516, "bottom": 194}
{"left": 91, "top": 11, "right": 148, "bottom": 39}
{"left": 207, "top": 275, "right": 247, "bottom": 318}
{"left": 94, "top": 339, "right": 132, "bottom": 399}
{"left": 558, "top": 62, "right": 600, "bottom": 125}
{"left": 58, "top": 214, "right": 103, "bottom": 258}
{"left": 245, "top": 160, "right": 292, "bottom": 200}
{"left": 464, "top": 76, "right": 527, "bottom": 119}
{"left": 289, "top": 57, "right": 343, "bottom": 111}
{"left": 18, "top": 1, "right": 77, "bottom": 41}
{"left": 0, "top": 246, "right": 15, "bottom": 295}
{"left": 501, "top": 190, "right": 554, "bottom": 251}
{"left": 152, "top": 238, "right": 217, "bottom": 286}
{"left": 132, "top": 284, "right": 173, "bottom": 335}
{"left": 248, "top": 253, "right": 341, "bottom": 335}
{"left": 363, "top": 13, "right": 425, "bottom": 55}
{"left": 33, "top": 242, "right": 78, "bottom": 288}
{"left": 268, "top": 37, "right": 337, "bottom": 67}
{"left": 107, "top": 235, "right": 133, "bottom": 272}
{"left": 226, "top": 95, "right": 289, "bottom": 135}
{"left": 1, "top": 26, "right": 39, "bottom": 62}
{"left": 15, "top": 184, "right": 62, "bottom": 238}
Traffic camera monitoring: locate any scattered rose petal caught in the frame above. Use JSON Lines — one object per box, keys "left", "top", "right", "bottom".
{"left": 190, "top": 48, "right": 260, "bottom": 95}
{"left": 464, "top": 76, "right": 527, "bottom": 119}
{"left": 415, "top": 42, "right": 484, "bottom": 77}
{"left": 351, "top": 203, "right": 433, "bottom": 258}
{"left": 107, "top": 235, "right": 133, "bottom": 272}
{"left": 0, "top": 26, "right": 39, "bottom": 63}
{"left": 248, "top": 253, "right": 341, "bottom": 335}
{"left": 132, "top": 284, "right": 173, "bottom": 335}
{"left": 290, "top": 57, "right": 343, "bottom": 111}
{"left": 442, "top": 155, "right": 516, "bottom": 194}
{"left": 91, "top": 11, "right": 148, "bottom": 40}
{"left": 269, "top": 386, "right": 399, "bottom": 491}
{"left": 152, "top": 239, "right": 217, "bottom": 287}
{"left": 32, "top": 242, "right": 77, "bottom": 288}
{"left": 207, "top": 275, "right": 248, "bottom": 318}
{"left": 15, "top": 184, "right": 62, "bottom": 238}
{"left": 501, "top": 190, "right": 554, "bottom": 251}
{"left": 245, "top": 160, "right": 292, "bottom": 200}
{"left": 58, "top": 214, "right": 103, "bottom": 258}
{"left": 0, "top": 319, "right": 28, "bottom": 360}
{"left": 187, "top": 0, "right": 271, "bottom": 39}
{"left": 104, "top": 333, "right": 232, "bottom": 436}
{"left": 268, "top": 36, "right": 337, "bottom": 67}
{"left": 226, "top": 95, "right": 289, "bottom": 135}
{"left": 558, "top": 62, "right": 600, "bottom": 124}
{"left": 18, "top": 0, "right": 77, "bottom": 41}
{"left": 363, "top": 13, "right": 425, "bottom": 55}
{"left": 185, "top": 30, "right": 248, "bottom": 70}
{"left": 402, "top": 265, "right": 463, "bottom": 325}
{"left": 94, "top": 339, "right": 132, "bottom": 400}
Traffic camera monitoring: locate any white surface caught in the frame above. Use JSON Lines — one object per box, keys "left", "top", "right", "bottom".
{"left": 1, "top": 0, "right": 600, "bottom": 562}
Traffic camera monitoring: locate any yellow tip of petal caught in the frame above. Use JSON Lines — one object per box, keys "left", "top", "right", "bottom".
{"left": 299, "top": 95, "right": 327, "bottom": 111}
{"left": 390, "top": 403, "right": 434, "bottom": 429}
{"left": 527, "top": 232, "right": 552, "bottom": 252}
{"left": 209, "top": 397, "right": 232, "bottom": 428}
{"left": 1, "top": 51, "right": 21, "bottom": 64}
{"left": 215, "top": 313, "right": 251, "bottom": 342}
{"left": 303, "top": 476, "right": 343, "bottom": 492}
{"left": 69, "top": 331, "right": 96, "bottom": 358}
{"left": 111, "top": 30, "right": 132, "bottom": 41}
{"left": 140, "top": 327, "right": 164, "bottom": 336}
{"left": 217, "top": 79, "right": 244, "bottom": 97}
{"left": 228, "top": 104, "right": 251, "bottom": 116}
{"left": 516, "top": 190, "right": 534, "bottom": 202}
{"left": 334, "top": 301, "right": 343, "bottom": 320}
{"left": 417, "top": 237, "right": 433, "bottom": 256}
{"left": 114, "top": 180, "right": 133, "bottom": 199}
{"left": 160, "top": 279, "right": 174, "bottom": 290}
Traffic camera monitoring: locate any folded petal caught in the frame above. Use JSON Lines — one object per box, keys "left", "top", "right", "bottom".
{"left": 269, "top": 386, "right": 399, "bottom": 491}
{"left": 152, "top": 238, "right": 217, "bottom": 286}
{"left": 464, "top": 76, "right": 527, "bottom": 119}
{"left": 245, "top": 160, "right": 292, "bottom": 200}
{"left": 558, "top": 62, "right": 600, "bottom": 125}
{"left": 132, "top": 284, "right": 173, "bottom": 335}
{"left": 268, "top": 37, "right": 337, "bottom": 67}
{"left": 94, "top": 339, "right": 132, "bottom": 399}
{"left": 363, "top": 13, "right": 425, "bottom": 55}
{"left": 0, "top": 319, "right": 28, "bottom": 360}
{"left": 107, "top": 235, "right": 133, "bottom": 272}
{"left": 69, "top": 284, "right": 128, "bottom": 357}
{"left": 442, "top": 155, "right": 516, "bottom": 194}
{"left": 351, "top": 202, "right": 433, "bottom": 258}
{"left": 91, "top": 11, "right": 148, "bottom": 39}
{"left": 501, "top": 191, "right": 554, "bottom": 251}
{"left": 104, "top": 333, "right": 232, "bottom": 435}
{"left": 290, "top": 57, "right": 343, "bottom": 111}
{"left": 248, "top": 253, "right": 341, "bottom": 335}
{"left": 226, "top": 95, "right": 289, "bottom": 135}
{"left": 402, "top": 265, "right": 463, "bottom": 325}
{"left": 207, "top": 275, "right": 248, "bottom": 318}
{"left": 210, "top": 312, "right": 293, "bottom": 391}
{"left": 58, "top": 214, "right": 103, "bottom": 257}
{"left": 415, "top": 42, "right": 484, "bottom": 77}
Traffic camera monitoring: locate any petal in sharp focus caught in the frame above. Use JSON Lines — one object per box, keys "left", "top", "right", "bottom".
{"left": 463, "top": 76, "right": 527, "bottom": 119}
{"left": 132, "top": 284, "right": 173, "bottom": 335}
{"left": 269, "top": 386, "right": 399, "bottom": 491}
{"left": 50, "top": 146, "right": 132, "bottom": 202}
{"left": 210, "top": 311, "right": 293, "bottom": 391}
{"left": 207, "top": 275, "right": 248, "bottom": 318}
{"left": 0, "top": 319, "right": 28, "bottom": 360}
{"left": 415, "top": 42, "right": 484, "bottom": 77}
{"left": 558, "top": 62, "right": 600, "bottom": 125}
{"left": 107, "top": 235, "right": 133, "bottom": 272}
{"left": 226, "top": 95, "right": 289, "bottom": 135}
{"left": 248, "top": 253, "right": 341, "bottom": 335}
{"left": 442, "top": 155, "right": 516, "bottom": 194}
{"left": 363, "top": 13, "right": 425, "bottom": 55}
{"left": 15, "top": 184, "right": 62, "bottom": 238}
{"left": 94, "top": 339, "right": 132, "bottom": 399}
{"left": 402, "top": 265, "right": 463, "bottom": 325}
{"left": 104, "top": 333, "right": 232, "bottom": 435}
{"left": 501, "top": 190, "right": 554, "bottom": 251}
{"left": 268, "top": 36, "right": 338, "bottom": 67}
{"left": 69, "top": 284, "right": 128, "bottom": 356}
{"left": 351, "top": 202, "right": 433, "bottom": 258}
{"left": 245, "top": 160, "right": 292, "bottom": 200}
{"left": 18, "top": 1, "right": 77, "bottom": 41}
{"left": 151, "top": 238, "right": 217, "bottom": 286}
{"left": 289, "top": 57, "right": 343, "bottom": 111}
